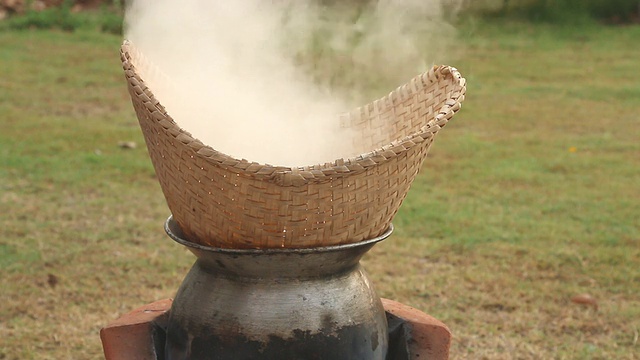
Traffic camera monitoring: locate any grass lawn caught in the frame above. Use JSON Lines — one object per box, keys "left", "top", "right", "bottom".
{"left": 1, "top": 21, "right": 638, "bottom": 359}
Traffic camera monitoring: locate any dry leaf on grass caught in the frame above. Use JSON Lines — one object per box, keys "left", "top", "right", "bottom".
{"left": 571, "top": 293, "right": 598, "bottom": 310}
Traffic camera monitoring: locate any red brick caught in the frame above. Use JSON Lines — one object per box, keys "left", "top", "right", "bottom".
{"left": 100, "top": 299, "right": 172, "bottom": 360}
{"left": 382, "top": 298, "right": 451, "bottom": 360}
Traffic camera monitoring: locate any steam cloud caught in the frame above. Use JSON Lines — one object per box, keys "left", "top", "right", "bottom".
{"left": 125, "top": 0, "right": 459, "bottom": 166}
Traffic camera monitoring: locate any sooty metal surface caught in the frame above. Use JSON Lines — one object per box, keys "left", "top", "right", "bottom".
{"left": 164, "top": 216, "right": 393, "bottom": 360}
{"left": 151, "top": 310, "right": 413, "bottom": 360}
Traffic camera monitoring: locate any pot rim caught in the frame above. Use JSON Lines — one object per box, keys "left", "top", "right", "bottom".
{"left": 165, "top": 215, "right": 393, "bottom": 254}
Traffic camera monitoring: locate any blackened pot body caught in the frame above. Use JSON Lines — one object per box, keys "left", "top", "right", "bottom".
{"left": 164, "top": 217, "right": 391, "bottom": 360}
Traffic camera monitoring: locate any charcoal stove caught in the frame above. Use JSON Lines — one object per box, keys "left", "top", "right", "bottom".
{"left": 100, "top": 217, "right": 452, "bottom": 360}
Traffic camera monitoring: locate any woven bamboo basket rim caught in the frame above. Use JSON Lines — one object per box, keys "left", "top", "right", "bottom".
{"left": 120, "top": 40, "right": 466, "bottom": 187}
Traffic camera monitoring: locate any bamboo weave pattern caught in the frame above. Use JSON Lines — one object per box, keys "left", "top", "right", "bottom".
{"left": 121, "top": 41, "right": 466, "bottom": 248}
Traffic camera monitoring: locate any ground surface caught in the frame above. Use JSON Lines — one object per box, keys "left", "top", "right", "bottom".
{"left": 0, "top": 21, "right": 638, "bottom": 359}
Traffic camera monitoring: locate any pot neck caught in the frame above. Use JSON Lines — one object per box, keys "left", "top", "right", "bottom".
{"left": 165, "top": 216, "right": 393, "bottom": 278}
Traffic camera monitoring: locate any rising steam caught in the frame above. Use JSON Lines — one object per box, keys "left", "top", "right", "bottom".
{"left": 124, "top": 0, "right": 459, "bottom": 166}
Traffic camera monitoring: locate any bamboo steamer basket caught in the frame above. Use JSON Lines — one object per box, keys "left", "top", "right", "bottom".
{"left": 121, "top": 41, "right": 466, "bottom": 249}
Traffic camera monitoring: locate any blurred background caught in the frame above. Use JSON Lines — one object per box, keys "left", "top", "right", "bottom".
{"left": 1, "top": 0, "right": 638, "bottom": 359}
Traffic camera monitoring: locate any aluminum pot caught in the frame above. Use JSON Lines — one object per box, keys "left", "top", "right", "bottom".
{"left": 164, "top": 216, "right": 392, "bottom": 360}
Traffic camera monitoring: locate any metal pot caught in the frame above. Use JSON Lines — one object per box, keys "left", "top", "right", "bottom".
{"left": 164, "top": 216, "right": 392, "bottom": 360}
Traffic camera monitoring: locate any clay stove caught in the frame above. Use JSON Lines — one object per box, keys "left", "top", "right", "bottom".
{"left": 101, "top": 219, "right": 453, "bottom": 360}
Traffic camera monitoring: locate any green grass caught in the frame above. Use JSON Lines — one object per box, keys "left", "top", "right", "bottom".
{"left": 1, "top": 21, "right": 639, "bottom": 359}
{"left": 0, "top": 3, "right": 123, "bottom": 34}
{"left": 466, "top": 0, "right": 640, "bottom": 24}
{"left": 368, "top": 21, "right": 640, "bottom": 359}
